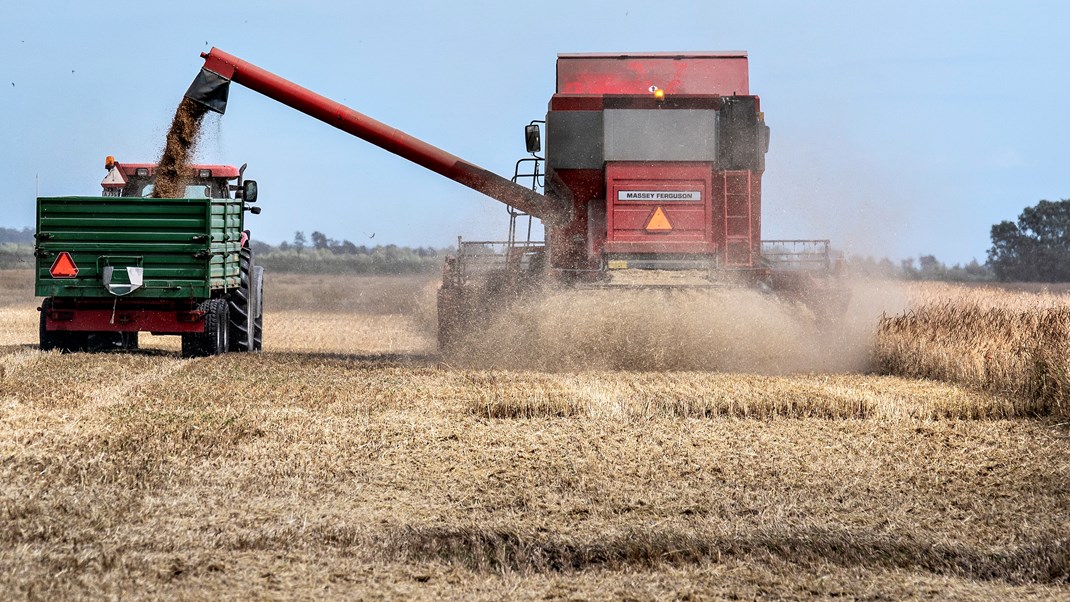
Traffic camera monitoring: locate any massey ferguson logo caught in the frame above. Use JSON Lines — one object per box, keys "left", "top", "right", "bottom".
{"left": 618, "top": 190, "right": 701, "bottom": 201}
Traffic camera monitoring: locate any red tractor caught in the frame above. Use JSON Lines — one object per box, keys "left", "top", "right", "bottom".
{"left": 182, "top": 49, "right": 846, "bottom": 348}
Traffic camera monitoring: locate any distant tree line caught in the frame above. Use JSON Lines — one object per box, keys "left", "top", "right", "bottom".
{"left": 250, "top": 231, "right": 448, "bottom": 274}
{"left": 0, "top": 228, "right": 38, "bottom": 268}
{"left": 0, "top": 227, "right": 34, "bottom": 245}
{"left": 264, "top": 230, "right": 442, "bottom": 258}
{"left": 853, "top": 197, "right": 1070, "bottom": 283}
{"left": 0, "top": 243, "right": 33, "bottom": 269}
{"left": 987, "top": 199, "right": 1070, "bottom": 282}
{"left": 848, "top": 255, "right": 994, "bottom": 282}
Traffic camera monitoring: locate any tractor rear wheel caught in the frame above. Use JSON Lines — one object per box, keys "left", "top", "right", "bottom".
{"left": 229, "top": 247, "right": 257, "bottom": 352}
{"left": 251, "top": 265, "right": 264, "bottom": 351}
{"left": 181, "top": 298, "right": 229, "bottom": 358}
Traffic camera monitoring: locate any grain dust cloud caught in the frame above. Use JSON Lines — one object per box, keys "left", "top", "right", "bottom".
{"left": 152, "top": 98, "right": 208, "bottom": 198}
{"left": 440, "top": 273, "right": 907, "bottom": 374}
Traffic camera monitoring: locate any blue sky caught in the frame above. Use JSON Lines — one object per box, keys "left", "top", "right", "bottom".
{"left": 2, "top": 1, "right": 1067, "bottom": 264}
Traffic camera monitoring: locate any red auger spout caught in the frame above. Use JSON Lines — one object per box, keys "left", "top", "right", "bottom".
{"left": 186, "top": 48, "right": 560, "bottom": 221}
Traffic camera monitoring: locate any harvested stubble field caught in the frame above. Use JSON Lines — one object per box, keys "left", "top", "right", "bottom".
{"left": 1, "top": 269, "right": 1068, "bottom": 600}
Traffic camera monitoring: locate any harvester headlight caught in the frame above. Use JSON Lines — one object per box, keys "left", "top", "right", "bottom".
{"left": 653, "top": 89, "right": 665, "bottom": 101}
{"left": 135, "top": 168, "right": 149, "bottom": 177}
{"left": 198, "top": 169, "right": 212, "bottom": 178}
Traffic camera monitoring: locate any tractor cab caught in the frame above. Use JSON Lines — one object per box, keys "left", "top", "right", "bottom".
{"left": 100, "top": 156, "right": 244, "bottom": 199}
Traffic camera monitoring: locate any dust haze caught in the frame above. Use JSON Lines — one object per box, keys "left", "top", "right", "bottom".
{"left": 440, "top": 275, "right": 908, "bottom": 374}
{"left": 763, "top": 126, "right": 921, "bottom": 261}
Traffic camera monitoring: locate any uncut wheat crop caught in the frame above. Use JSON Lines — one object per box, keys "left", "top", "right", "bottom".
{"left": 877, "top": 282, "right": 1070, "bottom": 417}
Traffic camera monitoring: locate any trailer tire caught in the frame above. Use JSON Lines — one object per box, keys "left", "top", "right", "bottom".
{"left": 229, "top": 247, "right": 258, "bottom": 352}
{"left": 182, "top": 298, "right": 229, "bottom": 358}
{"left": 39, "top": 299, "right": 85, "bottom": 352}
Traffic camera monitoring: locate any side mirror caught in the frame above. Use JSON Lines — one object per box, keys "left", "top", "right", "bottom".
{"left": 242, "top": 180, "right": 258, "bottom": 203}
{"left": 524, "top": 124, "right": 541, "bottom": 154}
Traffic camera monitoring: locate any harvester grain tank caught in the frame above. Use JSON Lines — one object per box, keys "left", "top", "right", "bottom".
{"left": 184, "top": 48, "right": 846, "bottom": 346}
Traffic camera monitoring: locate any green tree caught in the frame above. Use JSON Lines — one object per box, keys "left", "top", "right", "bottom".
{"left": 988, "top": 199, "right": 1070, "bottom": 281}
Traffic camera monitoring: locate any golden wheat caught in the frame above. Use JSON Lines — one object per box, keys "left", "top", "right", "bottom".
{"left": 877, "top": 283, "right": 1070, "bottom": 416}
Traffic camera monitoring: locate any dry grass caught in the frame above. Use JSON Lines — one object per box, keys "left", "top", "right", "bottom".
{"left": 878, "top": 283, "right": 1070, "bottom": 417}
{"left": 0, "top": 270, "right": 1067, "bottom": 600}
{"left": 466, "top": 371, "right": 1022, "bottom": 420}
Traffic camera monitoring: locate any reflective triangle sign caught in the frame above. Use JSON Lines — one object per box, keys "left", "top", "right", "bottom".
{"left": 49, "top": 252, "right": 79, "bottom": 278}
{"left": 645, "top": 206, "right": 673, "bottom": 232}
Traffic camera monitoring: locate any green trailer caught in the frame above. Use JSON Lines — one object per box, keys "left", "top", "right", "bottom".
{"left": 35, "top": 161, "right": 263, "bottom": 357}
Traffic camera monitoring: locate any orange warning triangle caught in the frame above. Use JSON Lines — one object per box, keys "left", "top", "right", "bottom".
{"left": 645, "top": 206, "right": 673, "bottom": 232}
{"left": 49, "top": 252, "right": 79, "bottom": 278}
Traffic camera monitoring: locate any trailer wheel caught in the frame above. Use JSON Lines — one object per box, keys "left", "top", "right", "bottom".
{"left": 39, "top": 299, "right": 85, "bottom": 352}
{"left": 229, "top": 246, "right": 258, "bottom": 352}
{"left": 181, "top": 298, "right": 229, "bottom": 358}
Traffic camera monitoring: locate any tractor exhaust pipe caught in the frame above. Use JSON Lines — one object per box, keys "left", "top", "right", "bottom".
{"left": 184, "top": 48, "right": 562, "bottom": 222}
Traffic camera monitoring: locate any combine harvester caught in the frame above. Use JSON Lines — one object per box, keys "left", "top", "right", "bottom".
{"left": 184, "top": 49, "right": 847, "bottom": 348}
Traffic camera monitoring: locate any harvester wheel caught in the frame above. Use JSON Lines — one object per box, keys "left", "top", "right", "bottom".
{"left": 181, "top": 298, "right": 229, "bottom": 358}
{"left": 228, "top": 246, "right": 257, "bottom": 352}
{"left": 437, "top": 286, "right": 466, "bottom": 352}
{"left": 39, "top": 298, "right": 85, "bottom": 352}
{"left": 803, "top": 283, "right": 852, "bottom": 329}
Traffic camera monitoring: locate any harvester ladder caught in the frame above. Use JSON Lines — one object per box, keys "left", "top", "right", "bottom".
{"left": 508, "top": 154, "right": 544, "bottom": 249}
{"left": 723, "top": 171, "right": 753, "bottom": 267}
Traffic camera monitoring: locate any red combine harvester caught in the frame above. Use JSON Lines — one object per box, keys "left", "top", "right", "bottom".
{"left": 184, "top": 49, "right": 846, "bottom": 347}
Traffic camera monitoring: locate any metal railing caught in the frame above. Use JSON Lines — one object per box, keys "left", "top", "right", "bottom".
{"left": 455, "top": 237, "right": 545, "bottom": 278}
{"left": 760, "top": 239, "right": 833, "bottom": 271}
